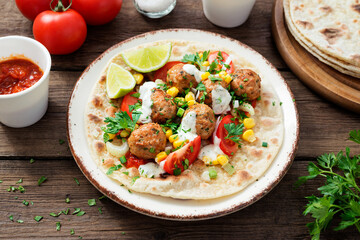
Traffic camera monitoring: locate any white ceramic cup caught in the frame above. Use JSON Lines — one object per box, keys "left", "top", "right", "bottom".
{"left": 0, "top": 36, "right": 51, "bottom": 128}
{"left": 202, "top": 0, "right": 256, "bottom": 28}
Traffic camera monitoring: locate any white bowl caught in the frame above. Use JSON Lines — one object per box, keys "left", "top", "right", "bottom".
{"left": 0, "top": 36, "right": 51, "bottom": 128}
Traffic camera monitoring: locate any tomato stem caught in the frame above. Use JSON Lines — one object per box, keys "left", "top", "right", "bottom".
{"left": 50, "top": 0, "right": 72, "bottom": 12}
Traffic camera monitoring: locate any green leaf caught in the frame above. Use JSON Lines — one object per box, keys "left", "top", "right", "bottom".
{"left": 349, "top": 130, "right": 360, "bottom": 144}
{"left": 34, "top": 216, "right": 43, "bottom": 222}
{"left": 306, "top": 222, "right": 320, "bottom": 240}
{"left": 88, "top": 199, "right": 96, "bottom": 206}
{"left": 72, "top": 208, "right": 81, "bottom": 215}
{"left": 70, "top": 229, "right": 75, "bottom": 235}
{"left": 74, "top": 178, "right": 80, "bottom": 186}
{"left": 56, "top": 222, "right": 61, "bottom": 231}
{"left": 38, "top": 176, "right": 47, "bottom": 186}
{"left": 76, "top": 211, "right": 86, "bottom": 216}
{"left": 317, "top": 153, "right": 336, "bottom": 169}
{"left": 349, "top": 200, "right": 360, "bottom": 216}
{"left": 106, "top": 164, "right": 122, "bottom": 175}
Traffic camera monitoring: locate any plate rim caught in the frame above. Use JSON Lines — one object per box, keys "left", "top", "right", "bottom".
{"left": 67, "top": 28, "right": 299, "bottom": 221}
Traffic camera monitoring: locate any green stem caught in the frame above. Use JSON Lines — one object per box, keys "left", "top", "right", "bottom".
{"left": 50, "top": 0, "right": 72, "bottom": 12}
{"left": 355, "top": 221, "right": 360, "bottom": 232}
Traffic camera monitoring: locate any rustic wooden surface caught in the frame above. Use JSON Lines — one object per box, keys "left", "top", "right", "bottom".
{"left": 0, "top": 0, "right": 359, "bottom": 239}
{"left": 272, "top": 0, "right": 360, "bottom": 113}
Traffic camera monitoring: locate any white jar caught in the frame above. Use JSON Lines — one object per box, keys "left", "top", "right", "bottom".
{"left": 202, "top": 0, "right": 256, "bottom": 28}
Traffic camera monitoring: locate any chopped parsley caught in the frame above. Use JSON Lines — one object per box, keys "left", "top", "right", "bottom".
{"left": 196, "top": 82, "right": 207, "bottom": 103}
{"left": 181, "top": 50, "right": 210, "bottom": 70}
{"left": 98, "top": 195, "right": 107, "bottom": 200}
{"left": 209, "top": 76, "right": 223, "bottom": 82}
{"left": 59, "top": 139, "right": 65, "bottom": 145}
{"left": 98, "top": 207, "right": 103, "bottom": 214}
{"left": 131, "top": 176, "right": 140, "bottom": 185}
{"left": 262, "top": 142, "right": 268, "bottom": 147}
{"left": 149, "top": 147, "right": 155, "bottom": 153}
{"left": 65, "top": 197, "right": 70, "bottom": 203}
{"left": 120, "top": 155, "right": 127, "bottom": 164}
{"left": 173, "top": 164, "right": 182, "bottom": 176}
{"left": 88, "top": 199, "right": 96, "bottom": 206}
{"left": 224, "top": 123, "right": 244, "bottom": 147}
{"left": 17, "top": 220, "right": 24, "bottom": 223}
{"left": 16, "top": 178, "right": 23, "bottom": 184}
{"left": 30, "top": 158, "right": 35, "bottom": 164}
{"left": 34, "top": 216, "right": 43, "bottom": 222}
{"left": 72, "top": 208, "right": 81, "bottom": 215}
{"left": 76, "top": 211, "right": 86, "bottom": 216}
{"left": 122, "top": 172, "right": 129, "bottom": 175}
{"left": 56, "top": 222, "right": 61, "bottom": 231}
{"left": 9, "top": 215, "right": 13, "bottom": 221}
{"left": 74, "top": 178, "right": 80, "bottom": 186}
{"left": 182, "top": 159, "right": 190, "bottom": 170}
{"left": 131, "top": 92, "right": 140, "bottom": 98}
{"left": 22, "top": 200, "right": 29, "bottom": 206}
{"left": 37, "top": 176, "right": 47, "bottom": 186}
{"left": 190, "top": 146, "right": 194, "bottom": 153}
{"left": 106, "top": 164, "right": 122, "bottom": 175}
{"left": 70, "top": 229, "right": 75, "bottom": 235}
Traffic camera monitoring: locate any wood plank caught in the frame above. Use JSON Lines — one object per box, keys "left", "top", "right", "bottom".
{"left": 0, "top": 0, "right": 287, "bottom": 70}
{"left": 1, "top": 71, "right": 359, "bottom": 158}
{"left": 0, "top": 159, "right": 358, "bottom": 239}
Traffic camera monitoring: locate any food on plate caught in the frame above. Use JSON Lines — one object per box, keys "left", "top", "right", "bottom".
{"left": 0, "top": 57, "right": 43, "bottom": 95}
{"left": 85, "top": 40, "right": 283, "bottom": 199}
{"left": 33, "top": 1, "right": 87, "bottom": 55}
{"left": 284, "top": 0, "right": 360, "bottom": 78}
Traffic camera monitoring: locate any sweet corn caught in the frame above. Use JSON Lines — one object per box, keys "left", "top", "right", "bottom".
{"left": 243, "top": 118, "right": 255, "bottom": 129}
{"left": 185, "top": 92, "right": 195, "bottom": 102}
{"left": 135, "top": 124, "right": 139, "bottom": 130}
{"left": 219, "top": 71, "right": 227, "bottom": 78}
{"left": 202, "top": 61, "right": 210, "bottom": 67}
{"left": 198, "top": 52, "right": 203, "bottom": 59}
{"left": 242, "top": 129, "right": 256, "bottom": 142}
{"left": 165, "top": 129, "right": 173, "bottom": 139}
{"left": 216, "top": 155, "right": 229, "bottom": 166}
{"left": 173, "top": 139, "right": 185, "bottom": 149}
{"left": 169, "top": 134, "right": 179, "bottom": 143}
{"left": 187, "top": 100, "right": 196, "bottom": 106}
{"left": 133, "top": 73, "right": 144, "bottom": 85}
{"left": 155, "top": 151, "right": 168, "bottom": 163}
{"left": 108, "top": 133, "right": 116, "bottom": 140}
{"left": 201, "top": 72, "right": 210, "bottom": 80}
{"left": 224, "top": 75, "right": 232, "bottom": 84}
{"left": 167, "top": 87, "right": 179, "bottom": 97}
{"left": 120, "top": 130, "right": 130, "bottom": 138}
{"left": 202, "top": 156, "right": 211, "bottom": 165}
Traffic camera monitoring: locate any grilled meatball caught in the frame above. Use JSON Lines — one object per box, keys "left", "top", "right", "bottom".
{"left": 197, "top": 78, "right": 229, "bottom": 105}
{"left": 151, "top": 89, "right": 177, "bottom": 123}
{"left": 230, "top": 69, "right": 261, "bottom": 100}
{"left": 128, "top": 123, "right": 166, "bottom": 159}
{"left": 166, "top": 63, "right": 198, "bottom": 93}
{"left": 184, "top": 104, "right": 216, "bottom": 140}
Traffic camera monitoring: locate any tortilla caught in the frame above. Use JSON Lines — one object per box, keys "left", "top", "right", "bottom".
{"left": 85, "top": 40, "right": 283, "bottom": 200}
{"left": 284, "top": 0, "right": 360, "bottom": 78}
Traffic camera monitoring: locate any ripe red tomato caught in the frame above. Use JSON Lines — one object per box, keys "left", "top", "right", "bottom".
{"left": 120, "top": 92, "right": 140, "bottom": 119}
{"left": 71, "top": 0, "right": 123, "bottom": 26}
{"left": 33, "top": 8, "right": 87, "bottom": 55}
{"left": 125, "top": 152, "right": 150, "bottom": 169}
{"left": 216, "top": 115, "right": 239, "bottom": 156}
{"left": 153, "top": 61, "right": 182, "bottom": 82}
{"left": 208, "top": 51, "right": 234, "bottom": 74}
{"left": 163, "top": 136, "right": 201, "bottom": 175}
{"left": 15, "top": 0, "right": 69, "bottom": 21}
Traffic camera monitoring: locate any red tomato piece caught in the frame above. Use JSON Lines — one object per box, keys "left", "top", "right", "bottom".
{"left": 163, "top": 136, "right": 201, "bottom": 175}
{"left": 251, "top": 99, "right": 257, "bottom": 108}
{"left": 208, "top": 51, "right": 234, "bottom": 74}
{"left": 153, "top": 61, "right": 182, "bottom": 82}
{"left": 125, "top": 152, "right": 150, "bottom": 169}
{"left": 216, "top": 115, "right": 239, "bottom": 156}
{"left": 71, "top": 0, "right": 123, "bottom": 26}
{"left": 120, "top": 91, "right": 140, "bottom": 119}
{"left": 15, "top": 0, "right": 69, "bottom": 21}
{"left": 33, "top": 6, "right": 87, "bottom": 55}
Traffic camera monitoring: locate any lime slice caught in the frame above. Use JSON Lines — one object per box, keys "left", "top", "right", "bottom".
{"left": 121, "top": 43, "right": 172, "bottom": 73}
{"left": 106, "top": 63, "right": 136, "bottom": 99}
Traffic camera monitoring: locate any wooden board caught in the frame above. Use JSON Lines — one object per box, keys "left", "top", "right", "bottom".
{"left": 272, "top": 0, "right": 360, "bottom": 113}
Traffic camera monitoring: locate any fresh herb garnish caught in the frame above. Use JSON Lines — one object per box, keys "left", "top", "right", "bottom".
{"left": 30, "top": 158, "right": 35, "bottom": 164}
{"left": 70, "top": 229, "right": 75, "bottom": 235}
{"left": 209, "top": 75, "right": 223, "bottom": 82}
{"left": 131, "top": 176, "right": 140, "bottom": 185}
{"left": 56, "top": 222, "right": 61, "bottom": 231}
{"left": 98, "top": 207, "right": 103, "bottom": 214}
{"left": 37, "top": 176, "right": 47, "bottom": 186}
{"left": 88, "top": 199, "right": 96, "bottom": 206}
{"left": 122, "top": 172, "right": 129, "bottom": 175}
{"left": 65, "top": 197, "right": 70, "bottom": 203}
{"left": 196, "top": 82, "right": 207, "bottom": 103}
{"left": 22, "top": 200, "right": 29, "bottom": 206}
{"left": 262, "top": 142, "right": 268, "bottom": 147}
{"left": 173, "top": 164, "right": 182, "bottom": 176}
{"left": 131, "top": 92, "right": 140, "bottom": 98}
{"left": 76, "top": 211, "right": 86, "bottom": 216}
{"left": 120, "top": 155, "right": 127, "bottom": 164}
{"left": 59, "top": 139, "right": 65, "bottom": 145}
{"left": 9, "top": 215, "right": 13, "bottom": 221}
{"left": 208, "top": 167, "right": 217, "bottom": 179}
{"left": 50, "top": 212, "right": 60, "bottom": 217}
{"left": 160, "top": 120, "right": 180, "bottom": 133}
{"left": 224, "top": 123, "right": 244, "bottom": 147}
{"left": 149, "top": 147, "right": 155, "bottom": 153}
{"left": 128, "top": 102, "right": 141, "bottom": 112}
{"left": 72, "top": 208, "right": 81, "bottom": 215}
{"left": 34, "top": 216, "right": 43, "bottom": 222}
{"left": 296, "top": 130, "right": 360, "bottom": 240}
{"left": 181, "top": 50, "right": 210, "bottom": 70}
{"left": 106, "top": 164, "right": 122, "bottom": 175}
{"left": 17, "top": 220, "right": 24, "bottom": 223}
{"left": 16, "top": 179, "right": 23, "bottom": 184}
{"left": 74, "top": 178, "right": 80, "bottom": 186}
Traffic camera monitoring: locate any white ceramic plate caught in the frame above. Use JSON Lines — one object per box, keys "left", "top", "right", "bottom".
{"left": 67, "top": 29, "right": 299, "bottom": 220}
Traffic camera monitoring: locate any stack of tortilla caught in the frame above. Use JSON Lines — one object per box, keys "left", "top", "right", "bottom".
{"left": 284, "top": 0, "right": 360, "bottom": 78}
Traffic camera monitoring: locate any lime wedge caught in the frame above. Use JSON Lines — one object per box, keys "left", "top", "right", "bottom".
{"left": 121, "top": 43, "right": 172, "bottom": 73}
{"left": 106, "top": 63, "right": 136, "bottom": 99}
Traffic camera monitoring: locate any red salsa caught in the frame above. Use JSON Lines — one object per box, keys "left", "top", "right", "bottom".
{"left": 0, "top": 58, "right": 43, "bottom": 95}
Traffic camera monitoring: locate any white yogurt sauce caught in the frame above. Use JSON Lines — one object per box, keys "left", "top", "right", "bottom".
{"left": 221, "top": 55, "right": 234, "bottom": 71}
{"left": 138, "top": 162, "right": 165, "bottom": 178}
{"left": 198, "top": 136, "right": 225, "bottom": 163}
{"left": 137, "top": 82, "right": 157, "bottom": 123}
{"left": 212, "top": 85, "right": 231, "bottom": 114}
{"left": 182, "top": 64, "right": 203, "bottom": 83}
{"left": 135, "top": 0, "right": 175, "bottom": 12}
{"left": 177, "top": 111, "right": 198, "bottom": 142}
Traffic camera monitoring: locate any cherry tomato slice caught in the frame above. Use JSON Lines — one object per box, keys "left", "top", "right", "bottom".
{"left": 163, "top": 136, "right": 201, "bottom": 175}
{"left": 120, "top": 91, "right": 140, "bottom": 119}
{"left": 124, "top": 152, "right": 150, "bottom": 169}
{"left": 251, "top": 99, "right": 257, "bottom": 109}
{"left": 208, "top": 51, "right": 234, "bottom": 74}
{"left": 216, "top": 115, "right": 239, "bottom": 156}
{"left": 153, "top": 61, "right": 182, "bottom": 82}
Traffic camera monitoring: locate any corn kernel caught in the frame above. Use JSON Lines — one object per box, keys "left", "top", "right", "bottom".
{"left": 219, "top": 71, "right": 227, "bottom": 77}
{"left": 198, "top": 52, "right": 203, "bottom": 59}
{"left": 167, "top": 87, "right": 179, "bottom": 97}
{"left": 216, "top": 155, "right": 229, "bottom": 166}
{"left": 201, "top": 72, "right": 210, "bottom": 80}
{"left": 108, "top": 133, "right": 116, "bottom": 140}
{"left": 187, "top": 100, "right": 196, "bottom": 106}
{"left": 185, "top": 92, "right": 195, "bottom": 102}
{"left": 212, "top": 159, "right": 219, "bottom": 165}
{"left": 202, "top": 61, "right": 210, "bottom": 67}
{"left": 120, "top": 130, "right": 130, "bottom": 138}
{"left": 243, "top": 118, "right": 255, "bottom": 129}
{"left": 155, "top": 151, "right": 168, "bottom": 163}
{"left": 133, "top": 73, "right": 144, "bottom": 85}
{"left": 165, "top": 129, "right": 173, "bottom": 139}
{"left": 135, "top": 124, "right": 139, "bottom": 130}
{"left": 224, "top": 75, "right": 232, "bottom": 84}
{"left": 169, "top": 134, "right": 179, "bottom": 143}
{"left": 173, "top": 139, "right": 184, "bottom": 149}
{"left": 202, "top": 156, "right": 211, "bottom": 165}
{"left": 242, "top": 129, "right": 256, "bottom": 142}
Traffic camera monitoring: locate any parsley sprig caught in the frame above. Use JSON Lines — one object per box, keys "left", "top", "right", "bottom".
{"left": 296, "top": 130, "right": 360, "bottom": 240}
{"left": 181, "top": 51, "right": 210, "bottom": 71}
{"left": 224, "top": 123, "right": 244, "bottom": 147}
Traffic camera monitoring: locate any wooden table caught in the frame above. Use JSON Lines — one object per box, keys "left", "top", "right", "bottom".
{"left": 1, "top": 0, "right": 359, "bottom": 239}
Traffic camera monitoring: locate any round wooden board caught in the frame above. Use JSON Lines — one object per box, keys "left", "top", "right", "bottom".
{"left": 271, "top": 0, "right": 360, "bottom": 113}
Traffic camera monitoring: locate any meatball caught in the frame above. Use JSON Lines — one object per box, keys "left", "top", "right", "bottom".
{"left": 151, "top": 89, "right": 177, "bottom": 123}
{"left": 184, "top": 104, "right": 216, "bottom": 140}
{"left": 230, "top": 69, "right": 261, "bottom": 100}
{"left": 166, "top": 63, "right": 198, "bottom": 93}
{"left": 197, "top": 78, "right": 229, "bottom": 105}
{"left": 128, "top": 123, "right": 166, "bottom": 159}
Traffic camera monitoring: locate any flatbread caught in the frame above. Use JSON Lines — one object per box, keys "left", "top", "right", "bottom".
{"left": 85, "top": 40, "right": 283, "bottom": 200}
{"left": 284, "top": 0, "right": 360, "bottom": 78}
